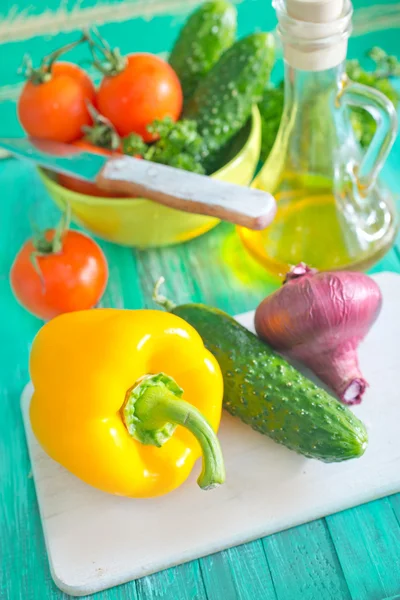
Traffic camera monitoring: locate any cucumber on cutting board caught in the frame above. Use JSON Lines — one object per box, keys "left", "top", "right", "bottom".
{"left": 169, "top": 1, "right": 237, "bottom": 104}
{"left": 184, "top": 32, "right": 275, "bottom": 172}
{"left": 165, "top": 302, "right": 368, "bottom": 462}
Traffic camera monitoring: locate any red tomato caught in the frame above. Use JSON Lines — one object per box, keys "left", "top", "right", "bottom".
{"left": 18, "top": 62, "right": 96, "bottom": 143}
{"left": 96, "top": 53, "right": 183, "bottom": 142}
{"left": 10, "top": 229, "right": 108, "bottom": 321}
{"left": 58, "top": 140, "right": 122, "bottom": 197}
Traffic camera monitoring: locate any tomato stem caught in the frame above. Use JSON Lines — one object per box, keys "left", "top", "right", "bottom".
{"left": 31, "top": 203, "right": 70, "bottom": 256}
{"left": 28, "top": 204, "right": 71, "bottom": 294}
{"left": 85, "top": 27, "right": 127, "bottom": 76}
{"left": 82, "top": 104, "right": 121, "bottom": 151}
{"left": 21, "top": 34, "right": 88, "bottom": 85}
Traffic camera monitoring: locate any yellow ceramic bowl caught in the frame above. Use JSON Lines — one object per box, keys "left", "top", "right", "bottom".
{"left": 39, "top": 106, "right": 261, "bottom": 248}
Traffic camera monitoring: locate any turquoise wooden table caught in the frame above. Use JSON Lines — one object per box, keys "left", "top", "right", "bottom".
{"left": 1, "top": 1, "right": 400, "bottom": 599}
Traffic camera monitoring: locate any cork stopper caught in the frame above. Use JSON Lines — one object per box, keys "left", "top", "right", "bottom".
{"left": 286, "top": 0, "right": 344, "bottom": 23}
{"left": 274, "top": 0, "right": 352, "bottom": 71}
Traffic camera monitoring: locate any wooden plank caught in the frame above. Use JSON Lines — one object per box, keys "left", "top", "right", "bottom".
{"left": 326, "top": 498, "right": 400, "bottom": 600}
{"left": 137, "top": 223, "right": 279, "bottom": 315}
{"left": 388, "top": 493, "right": 400, "bottom": 534}
{"left": 262, "top": 520, "right": 352, "bottom": 600}
{"left": 0, "top": 163, "right": 66, "bottom": 600}
{"left": 200, "top": 541, "right": 277, "bottom": 600}
{"left": 201, "top": 553, "right": 239, "bottom": 600}
{"left": 223, "top": 543, "right": 277, "bottom": 600}
{"left": 98, "top": 243, "right": 144, "bottom": 310}
{"left": 137, "top": 244, "right": 202, "bottom": 308}
{"left": 135, "top": 562, "right": 207, "bottom": 600}
{"left": 0, "top": 0, "right": 208, "bottom": 43}
{"left": 369, "top": 248, "right": 400, "bottom": 275}
{"left": 0, "top": 0, "right": 276, "bottom": 91}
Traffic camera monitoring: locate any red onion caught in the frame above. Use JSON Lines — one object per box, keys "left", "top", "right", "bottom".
{"left": 254, "top": 264, "right": 382, "bottom": 405}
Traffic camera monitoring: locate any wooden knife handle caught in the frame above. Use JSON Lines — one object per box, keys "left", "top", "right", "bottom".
{"left": 97, "top": 156, "right": 276, "bottom": 230}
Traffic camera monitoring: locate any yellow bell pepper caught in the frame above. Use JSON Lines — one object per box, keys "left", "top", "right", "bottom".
{"left": 29, "top": 309, "right": 225, "bottom": 498}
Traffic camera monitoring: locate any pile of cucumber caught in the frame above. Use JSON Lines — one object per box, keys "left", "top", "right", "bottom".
{"left": 169, "top": 1, "right": 275, "bottom": 172}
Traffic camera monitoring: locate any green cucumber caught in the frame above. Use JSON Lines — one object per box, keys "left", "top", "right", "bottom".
{"left": 184, "top": 32, "right": 275, "bottom": 172}
{"left": 169, "top": 1, "right": 237, "bottom": 104}
{"left": 258, "top": 82, "right": 284, "bottom": 162}
{"left": 159, "top": 298, "right": 368, "bottom": 462}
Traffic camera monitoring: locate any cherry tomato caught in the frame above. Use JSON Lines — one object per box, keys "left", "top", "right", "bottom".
{"left": 58, "top": 140, "right": 123, "bottom": 197}
{"left": 18, "top": 62, "right": 96, "bottom": 143}
{"left": 96, "top": 53, "right": 183, "bottom": 142}
{"left": 10, "top": 229, "right": 108, "bottom": 321}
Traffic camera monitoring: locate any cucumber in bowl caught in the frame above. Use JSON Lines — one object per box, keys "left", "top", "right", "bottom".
{"left": 185, "top": 32, "right": 275, "bottom": 173}
{"left": 169, "top": 0, "right": 238, "bottom": 104}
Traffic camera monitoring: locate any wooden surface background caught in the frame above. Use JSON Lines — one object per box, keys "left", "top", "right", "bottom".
{"left": 1, "top": 1, "right": 400, "bottom": 599}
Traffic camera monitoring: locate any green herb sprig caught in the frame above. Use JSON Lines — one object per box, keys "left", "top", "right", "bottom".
{"left": 123, "top": 117, "right": 208, "bottom": 174}
{"left": 347, "top": 47, "right": 400, "bottom": 148}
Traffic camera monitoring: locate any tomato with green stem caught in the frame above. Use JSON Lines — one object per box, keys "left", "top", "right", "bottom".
{"left": 10, "top": 206, "right": 108, "bottom": 321}
{"left": 18, "top": 36, "right": 96, "bottom": 143}
{"left": 87, "top": 30, "right": 183, "bottom": 142}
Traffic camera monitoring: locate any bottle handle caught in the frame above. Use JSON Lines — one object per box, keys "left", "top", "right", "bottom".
{"left": 339, "top": 77, "right": 398, "bottom": 194}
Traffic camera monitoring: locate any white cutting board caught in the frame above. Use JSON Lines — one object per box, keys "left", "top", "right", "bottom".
{"left": 22, "top": 272, "right": 400, "bottom": 597}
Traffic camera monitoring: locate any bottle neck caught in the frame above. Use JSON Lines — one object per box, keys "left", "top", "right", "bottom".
{"left": 275, "top": 60, "right": 351, "bottom": 181}
{"left": 283, "top": 61, "right": 345, "bottom": 106}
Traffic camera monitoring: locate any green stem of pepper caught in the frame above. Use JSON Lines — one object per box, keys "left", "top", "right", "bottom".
{"left": 122, "top": 373, "right": 225, "bottom": 490}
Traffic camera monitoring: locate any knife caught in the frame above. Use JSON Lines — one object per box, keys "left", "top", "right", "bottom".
{"left": 0, "top": 137, "right": 276, "bottom": 231}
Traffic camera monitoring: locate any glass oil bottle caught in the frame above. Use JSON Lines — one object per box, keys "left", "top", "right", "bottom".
{"left": 238, "top": 0, "right": 398, "bottom": 275}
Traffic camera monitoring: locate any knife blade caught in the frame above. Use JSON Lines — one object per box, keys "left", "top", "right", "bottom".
{"left": 0, "top": 137, "right": 276, "bottom": 230}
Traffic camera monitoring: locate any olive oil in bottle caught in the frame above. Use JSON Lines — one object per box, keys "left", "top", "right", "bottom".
{"left": 239, "top": 0, "right": 398, "bottom": 275}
